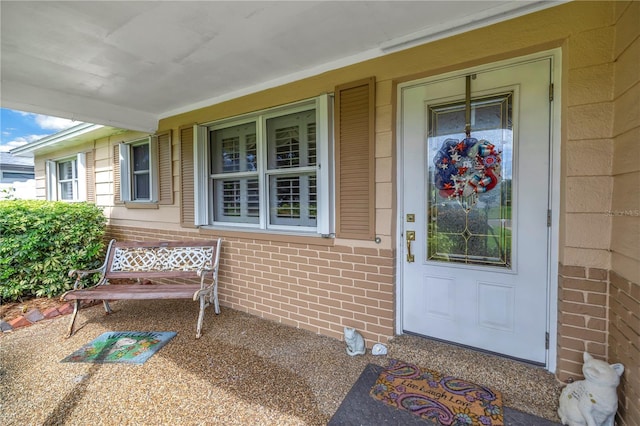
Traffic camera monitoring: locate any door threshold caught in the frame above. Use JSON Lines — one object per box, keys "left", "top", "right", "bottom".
{"left": 402, "top": 330, "right": 546, "bottom": 368}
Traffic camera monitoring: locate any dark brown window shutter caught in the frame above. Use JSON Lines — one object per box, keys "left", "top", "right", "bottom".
{"left": 156, "top": 130, "right": 173, "bottom": 205}
{"left": 334, "top": 77, "right": 376, "bottom": 240}
{"left": 85, "top": 149, "right": 96, "bottom": 203}
{"left": 180, "top": 125, "right": 196, "bottom": 228}
{"left": 113, "top": 144, "right": 123, "bottom": 204}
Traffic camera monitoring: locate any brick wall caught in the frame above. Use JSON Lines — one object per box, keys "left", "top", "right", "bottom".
{"left": 609, "top": 272, "right": 639, "bottom": 426}
{"left": 105, "top": 225, "right": 396, "bottom": 346}
{"left": 557, "top": 265, "right": 639, "bottom": 425}
{"left": 557, "top": 264, "right": 610, "bottom": 381}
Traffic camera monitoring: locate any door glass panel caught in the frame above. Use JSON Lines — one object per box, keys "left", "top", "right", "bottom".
{"left": 427, "top": 93, "right": 513, "bottom": 267}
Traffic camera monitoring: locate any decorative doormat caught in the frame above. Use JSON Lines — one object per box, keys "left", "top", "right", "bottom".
{"left": 61, "top": 331, "right": 176, "bottom": 364}
{"left": 370, "top": 359, "right": 504, "bottom": 426}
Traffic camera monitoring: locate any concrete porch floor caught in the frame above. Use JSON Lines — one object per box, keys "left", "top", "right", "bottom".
{"left": 0, "top": 299, "right": 562, "bottom": 425}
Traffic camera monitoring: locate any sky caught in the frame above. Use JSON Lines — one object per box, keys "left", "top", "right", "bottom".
{"left": 0, "top": 108, "right": 82, "bottom": 154}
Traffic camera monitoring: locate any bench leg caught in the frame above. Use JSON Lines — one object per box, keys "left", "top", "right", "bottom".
{"left": 211, "top": 282, "right": 220, "bottom": 314}
{"left": 102, "top": 300, "right": 112, "bottom": 314}
{"left": 65, "top": 300, "right": 81, "bottom": 338}
{"left": 196, "top": 295, "right": 206, "bottom": 339}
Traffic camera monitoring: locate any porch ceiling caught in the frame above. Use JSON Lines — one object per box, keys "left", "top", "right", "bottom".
{"left": 0, "top": 1, "right": 561, "bottom": 133}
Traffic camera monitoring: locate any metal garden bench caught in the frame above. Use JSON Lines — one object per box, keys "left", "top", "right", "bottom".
{"left": 61, "top": 238, "right": 222, "bottom": 338}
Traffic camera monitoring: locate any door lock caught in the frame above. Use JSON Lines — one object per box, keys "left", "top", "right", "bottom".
{"left": 406, "top": 231, "right": 415, "bottom": 263}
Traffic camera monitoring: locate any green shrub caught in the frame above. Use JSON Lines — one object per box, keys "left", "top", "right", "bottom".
{"left": 0, "top": 200, "right": 107, "bottom": 301}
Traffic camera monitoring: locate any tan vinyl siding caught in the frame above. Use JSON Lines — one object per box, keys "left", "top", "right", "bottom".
{"left": 113, "top": 144, "right": 122, "bottom": 204}
{"left": 335, "top": 77, "right": 376, "bottom": 240}
{"left": 85, "top": 149, "right": 95, "bottom": 203}
{"left": 156, "top": 130, "right": 173, "bottom": 205}
{"left": 180, "top": 125, "right": 196, "bottom": 228}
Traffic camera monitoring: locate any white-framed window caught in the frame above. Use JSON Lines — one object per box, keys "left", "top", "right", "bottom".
{"left": 119, "top": 137, "right": 157, "bottom": 202}
{"left": 194, "top": 95, "right": 333, "bottom": 235}
{"left": 46, "top": 153, "right": 86, "bottom": 201}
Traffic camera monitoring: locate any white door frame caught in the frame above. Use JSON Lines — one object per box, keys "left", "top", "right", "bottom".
{"left": 395, "top": 49, "right": 562, "bottom": 372}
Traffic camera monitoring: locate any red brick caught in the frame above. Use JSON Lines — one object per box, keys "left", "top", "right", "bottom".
{"left": 587, "top": 268, "right": 608, "bottom": 281}
{"left": 560, "top": 301, "right": 606, "bottom": 318}
{"left": 8, "top": 316, "right": 31, "bottom": 328}
{"left": 42, "top": 307, "right": 61, "bottom": 319}
{"left": 560, "top": 264, "right": 586, "bottom": 278}
{"left": 587, "top": 317, "right": 607, "bottom": 331}
{"left": 585, "top": 341, "right": 607, "bottom": 356}
{"left": 561, "top": 313, "right": 587, "bottom": 327}
{"left": 563, "top": 277, "right": 607, "bottom": 293}
{"left": 57, "top": 303, "right": 75, "bottom": 315}
{"left": 586, "top": 293, "right": 607, "bottom": 305}
{"left": 562, "top": 289, "right": 585, "bottom": 303}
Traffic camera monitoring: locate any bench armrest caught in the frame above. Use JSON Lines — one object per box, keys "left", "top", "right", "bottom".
{"left": 66, "top": 239, "right": 116, "bottom": 290}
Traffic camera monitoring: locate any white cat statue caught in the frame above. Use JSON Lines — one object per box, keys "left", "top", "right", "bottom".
{"left": 344, "top": 327, "right": 366, "bottom": 356}
{"left": 558, "top": 352, "right": 624, "bottom": 426}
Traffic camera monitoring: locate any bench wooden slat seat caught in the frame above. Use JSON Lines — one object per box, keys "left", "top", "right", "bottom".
{"left": 63, "top": 284, "right": 204, "bottom": 300}
{"left": 61, "top": 238, "right": 222, "bottom": 338}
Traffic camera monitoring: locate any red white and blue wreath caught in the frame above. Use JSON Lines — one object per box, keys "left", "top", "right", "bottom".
{"left": 433, "top": 137, "right": 502, "bottom": 209}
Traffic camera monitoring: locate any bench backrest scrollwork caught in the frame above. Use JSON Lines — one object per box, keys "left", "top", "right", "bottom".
{"left": 103, "top": 239, "right": 221, "bottom": 280}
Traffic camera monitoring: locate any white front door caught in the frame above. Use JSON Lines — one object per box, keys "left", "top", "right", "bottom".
{"left": 400, "top": 58, "right": 552, "bottom": 364}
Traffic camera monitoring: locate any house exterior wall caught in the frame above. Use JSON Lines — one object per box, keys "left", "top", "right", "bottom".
{"left": 28, "top": 2, "right": 638, "bottom": 423}
{"left": 609, "top": 2, "right": 640, "bottom": 425}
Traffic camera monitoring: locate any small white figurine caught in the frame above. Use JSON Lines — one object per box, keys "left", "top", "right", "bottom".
{"left": 371, "top": 343, "right": 388, "bottom": 356}
{"left": 558, "top": 352, "right": 624, "bottom": 426}
{"left": 344, "top": 326, "right": 366, "bottom": 356}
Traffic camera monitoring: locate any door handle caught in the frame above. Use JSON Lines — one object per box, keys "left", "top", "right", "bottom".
{"left": 406, "top": 231, "right": 415, "bottom": 263}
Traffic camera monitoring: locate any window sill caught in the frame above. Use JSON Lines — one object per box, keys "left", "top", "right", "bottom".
{"left": 123, "top": 202, "right": 159, "bottom": 209}
{"left": 197, "top": 226, "right": 335, "bottom": 246}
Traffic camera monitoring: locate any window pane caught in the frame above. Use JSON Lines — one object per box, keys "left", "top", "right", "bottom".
{"left": 211, "top": 123, "right": 257, "bottom": 174}
{"left": 58, "top": 160, "right": 76, "bottom": 180}
{"left": 133, "top": 144, "right": 149, "bottom": 172}
{"left": 267, "top": 110, "right": 315, "bottom": 170}
{"left": 269, "top": 173, "right": 317, "bottom": 227}
{"left": 60, "top": 181, "right": 75, "bottom": 200}
{"left": 213, "top": 178, "right": 260, "bottom": 224}
{"left": 134, "top": 173, "right": 150, "bottom": 200}
{"left": 2, "top": 172, "right": 34, "bottom": 180}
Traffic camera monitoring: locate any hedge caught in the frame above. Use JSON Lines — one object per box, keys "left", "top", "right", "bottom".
{"left": 0, "top": 200, "right": 107, "bottom": 302}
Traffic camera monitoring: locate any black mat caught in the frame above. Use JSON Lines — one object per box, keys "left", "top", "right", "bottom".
{"left": 328, "top": 364, "right": 561, "bottom": 426}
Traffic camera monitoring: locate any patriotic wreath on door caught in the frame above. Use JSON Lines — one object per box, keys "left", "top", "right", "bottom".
{"left": 433, "top": 137, "right": 502, "bottom": 207}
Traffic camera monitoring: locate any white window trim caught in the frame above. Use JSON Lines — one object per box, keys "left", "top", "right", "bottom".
{"left": 119, "top": 137, "right": 157, "bottom": 203}
{"left": 46, "top": 153, "right": 86, "bottom": 202}
{"left": 194, "top": 94, "right": 334, "bottom": 235}
{"left": 194, "top": 125, "right": 210, "bottom": 225}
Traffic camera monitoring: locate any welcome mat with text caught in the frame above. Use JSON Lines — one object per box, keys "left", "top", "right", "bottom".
{"left": 61, "top": 331, "right": 176, "bottom": 364}
{"left": 370, "top": 359, "right": 504, "bottom": 426}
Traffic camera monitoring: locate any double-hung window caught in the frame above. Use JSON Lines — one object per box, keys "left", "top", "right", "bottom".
{"left": 119, "top": 137, "right": 156, "bottom": 202}
{"left": 195, "top": 95, "right": 333, "bottom": 234}
{"left": 57, "top": 160, "right": 77, "bottom": 200}
{"left": 46, "top": 153, "right": 86, "bottom": 201}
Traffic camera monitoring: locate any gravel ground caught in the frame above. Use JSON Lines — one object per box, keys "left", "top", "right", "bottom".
{"left": 0, "top": 299, "right": 562, "bottom": 425}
